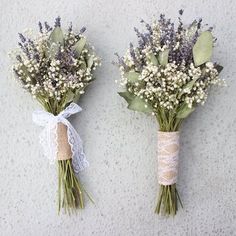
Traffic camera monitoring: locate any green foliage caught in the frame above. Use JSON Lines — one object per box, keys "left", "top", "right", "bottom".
{"left": 72, "top": 38, "right": 86, "bottom": 56}
{"left": 128, "top": 96, "right": 153, "bottom": 113}
{"left": 158, "top": 49, "right": 169, "bottom": 66}
{"left": 87, "top": 55, "right": 94, "bottom": 68}
{"left": 179, "top": 77, "right": 199, "bottom": 97}
{"left": 124, "top": 71, "right": 140, "bottom": 83}
{"left": 49, "top": 26, "right": 64, "bottom": 45}
{"left": 118, "top": 91, "right": 152, "bottom": 113}
{"left": 48, "top": 27, "right": 64, "bottom": 58}
{"left": 176, "top": 103, "right": 195, "bottom": 119}
{"left": 118, "top": 91, "right": 134, "bottom": 103}
{"left": 193, "top": 31, "right": 213, "bottom": 66}
{"left": 148, "top": 52, "right": 158, "bottom": 66}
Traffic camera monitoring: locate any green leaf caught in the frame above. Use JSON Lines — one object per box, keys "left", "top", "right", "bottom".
{"left": 118, "top": 91, "right": 134, "bottom": 104}
{"left": 179, "top": 77, "right": 199, "bottom": 97}
{"left": 48, "top": 27, "right": 64, "bottom": 58}
{"left": 124, "top": 71, "right": 140, "bottom": 83}
{"left": 158, "top": 49, "right": 169, "bottom": 66}
{"left": 148, "top": 52, "right": 158, "bottom": 66}
{"left": 119, "top": 92, "right": 152, "bottom": 113}
{"left": 193, "top": 31, "right": 213, "bottom": 66}
{"left": 79, "top": 59, "right": 87, "bottom": 70}
{"left": 87, "top": 55, "right": 93, "bottom": 68}
{"left": 215, "top": 64, "right": 223, "bottom": 73}
{"left": 185, "top": 21, "right": 198, "bottom": 40}
{"left": 65, "top": 90, "right": 75, "bottom": 103}
{"left": 49, "top": 43, "right": 60, "bottom": 58}
{"left": 72, "top": 38, "right": 86, "bottom": 56}
{"left": 128, "top": 96, "right": 153, "bottom": 113}
{"left": 49, "top": 27, "right": 64, "bottom": 45}
{"left": 73, "top": 91, "right": 81, "bottom": 102}
{"left": 176, "top": 103, "right": 195, "bottom": 119}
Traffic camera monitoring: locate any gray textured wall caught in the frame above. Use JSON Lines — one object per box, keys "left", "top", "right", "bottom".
{"left": 0, "top": 0, "right": 235, "bottom": 235}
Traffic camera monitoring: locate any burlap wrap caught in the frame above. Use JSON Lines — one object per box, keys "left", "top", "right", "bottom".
{"left": 157, "top": 131, "right": 180, "bottom": 186}
{"left": 57, "top": 123, "right": 72, "bottom": 160}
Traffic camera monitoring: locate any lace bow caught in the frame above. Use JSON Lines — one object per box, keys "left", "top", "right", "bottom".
{"left": 32, "top": 102, "right": 89, "bottom": 173}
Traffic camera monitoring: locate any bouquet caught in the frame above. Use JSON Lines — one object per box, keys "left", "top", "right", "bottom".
{"left": 10, "top": 17, "right": 100, "bottom": 214}
{"left": 116, "top": 10, "right": 224, "bottom": 216}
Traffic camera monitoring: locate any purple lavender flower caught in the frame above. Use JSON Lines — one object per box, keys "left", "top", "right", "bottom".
{"left": 68, "top": 22, "right": 73, "bottom": 32}
{"left": 16, "top": 55, "right": 22, "bottom": 63}
{"left": 44, "top": 22, "right": 52, "bottom": 31}
{"left": 116, "top": 10, "right": 215, "bottom": 68}
{"left": 54, "top": 16, "right": 61, "bottom": 27}
{"left": 18, "top": 42, "right": 31, "bottom": 59}
{"left": 179, "top": 9, "right": 184, "bottom": 15}
{"left": 114, "top": 53, "right": 128, "bottom": 71}
{"left": 38, "top": 22, "right": 43, "bottom": 33}
{"left": 18, "top": 33, "right": 26, "bottom": 43}
{"left": 79, "top": 27, "right": 86, "bottom": 34}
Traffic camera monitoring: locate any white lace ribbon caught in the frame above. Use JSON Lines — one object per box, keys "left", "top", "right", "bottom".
{"left": 32, "top": 102, "right": 89, "bottom": 173}
{"left": 157, "top": 131, "right": 179, "bottom": 185}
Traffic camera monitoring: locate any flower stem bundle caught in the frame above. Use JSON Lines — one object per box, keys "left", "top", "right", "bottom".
{"left": 116, "top": 10, "right": 224, "bottom": 216}
{"left": 11, "top": 17, "right": 100, "bottom": 214}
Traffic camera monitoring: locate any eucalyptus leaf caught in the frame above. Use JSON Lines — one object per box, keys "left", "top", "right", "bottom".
{"left": 64, "top": 90, "right": 75, "bottom": 105}
{"left": 148, "top": 52, "right": 158, "bottom": 66}
{"left": 49, "top": 27, "right": 64, "bottom": 45}
{"left": 79, "top": 59, "right": 87, "bottom": 70}
{"left": 72, "top": 38, "right": 86, "bottom": 56}
{"left": 193, "top": 31, "right": 213, "bottom": 66}
{"left": 73, "top": 90, "right": 81, "bottom": 102}
{"left": 49, "top": 43, "right": 60, "bottom": 58}
{"left": 158, "top": 49, "right": 169, "bottom": 66}
{"left": 128, "top": 96, "right": 153, "bottom": 113}
{"left": 179, "top": 77, "right": 199, "bottom": 97}
{"left": 118, "top": 91, "right": 134, "bottom": 104}
{"left": 185, "top": 21, "right": 198, "bottom": 40}
{"left": 124, "top": 71, "right": 140, "bottom": 83}
{"left": 87, "top": 55, "right": 94, "bottom": 68}
{"left": 176, "top": 103, "right": 195, "bottom": 119}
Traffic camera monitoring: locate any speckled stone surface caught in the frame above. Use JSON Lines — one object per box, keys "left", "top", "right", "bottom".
{"left": 0, "top": 0, "right": 236, "bottom": 235}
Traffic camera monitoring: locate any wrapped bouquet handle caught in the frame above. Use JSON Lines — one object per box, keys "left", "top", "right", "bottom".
{"left": 157, "top": 131, "right": 179, "bottom": 186}
{"left": 32, "top": 102, "right": 89, "bottom": 173}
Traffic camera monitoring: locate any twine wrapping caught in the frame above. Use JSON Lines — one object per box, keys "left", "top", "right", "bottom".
{"left": 32, "top": 102, "right": 89, "bottom": 173}
{"left": 57, "top": 123, "right": 72, "bottom": 160}
{"left": 157, "top": 131, "right": 180, "bottom": 186}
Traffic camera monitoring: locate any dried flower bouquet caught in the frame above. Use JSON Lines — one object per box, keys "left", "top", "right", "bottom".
{"left": 10, "top": 17, "right": 100, "bottom": 214}
{"left": 116, "top": 10, "right": 224, "bottom": 216}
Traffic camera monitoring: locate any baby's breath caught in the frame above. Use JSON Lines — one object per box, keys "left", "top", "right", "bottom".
{"left": 11, "top": 17, "right": 101, "bottom": 114}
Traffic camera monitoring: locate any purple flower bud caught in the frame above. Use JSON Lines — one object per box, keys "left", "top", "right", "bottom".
{"left": 80, "top": 27, "right": 86, "bottom": 34}
{"left": 54, "top": 16, "right": 61, "bottom": 27}
{"left": 68, "top": 22, "right": 73, "bottom": 32}
{"left": 179, "top": 9, "right": 184, "bottom": 15}
{"left": 44, "top": 22, "right": 52, "bottom": 31}
{"left": 38, "top": 22, "right": 43, "bottom": 33}
{"left": 18, "top": 33, "right": 26, "bottom": 43}
{"left": 16, "top": 55, "right": 22, "bottom": 62}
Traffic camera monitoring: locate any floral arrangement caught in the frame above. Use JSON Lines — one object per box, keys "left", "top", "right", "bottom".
{"left": 116, "top": 10, "right": 224, "bottom": 215}
{"left": 10, "top": 17, "right": 100, "bottom": 214}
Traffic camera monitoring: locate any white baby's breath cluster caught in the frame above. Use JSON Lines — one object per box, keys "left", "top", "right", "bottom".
{"left": 11, "top": 19, "right": 100, "bottom": 109}
{"left": 120, "top": 60, "right": 222, "bottom": 110}
{"left": 117, "top": 15, "right": 224, "bottom": 114}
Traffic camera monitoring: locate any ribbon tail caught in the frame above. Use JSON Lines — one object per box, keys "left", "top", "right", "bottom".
{"left": 38, "top": 121, "right": 58, "bottom": 164}
{"left": 64, "top": 121, "right": 89, "bottom": 173}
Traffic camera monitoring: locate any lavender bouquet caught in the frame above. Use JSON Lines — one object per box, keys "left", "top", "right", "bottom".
{"left": 10, "top": 17, "right": 100, "bottom": 214}
{"left": 116, "top": 11, "right": 224, "bottom": 215}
